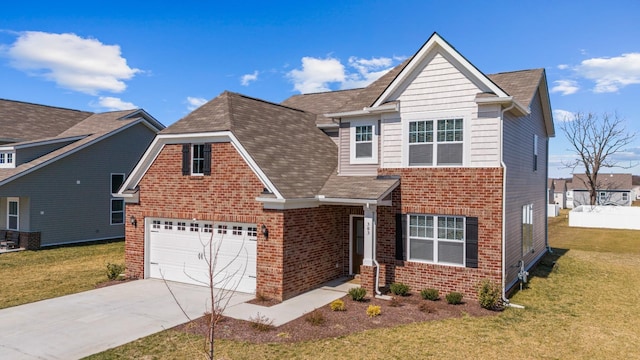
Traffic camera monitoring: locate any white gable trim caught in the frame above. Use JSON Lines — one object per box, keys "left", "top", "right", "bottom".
{"left": 373, "top": 33, "right": 509, "bottom": 108}
{"left": 118, "top": 131, "right": 283, "bottom": 200}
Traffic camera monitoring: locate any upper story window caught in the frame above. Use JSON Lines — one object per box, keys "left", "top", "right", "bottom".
{"left": 110, "top": 173, "right": 125, "bottom": 225}
{"left": 182, "top": 143, "right": 211, "bottom": 176}
{"left": 349, "top": 120, "right": 378, "bottom": 164}
{"left": 0, "top": 152, "right": 15, "bottom": 168}
{"left": 533, "top": 134, "right": 539, "bottom": 172}
{"left": 408, "top": 118, "right": 463, "bottom": 166}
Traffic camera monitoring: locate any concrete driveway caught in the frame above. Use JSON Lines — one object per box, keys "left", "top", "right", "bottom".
{"left": 0, "top": 279, "right": 253, "bottom": 360}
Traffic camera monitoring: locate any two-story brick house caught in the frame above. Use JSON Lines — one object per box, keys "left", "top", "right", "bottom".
{"left": 119, "top": 33, "right": 554, "bottom": 302}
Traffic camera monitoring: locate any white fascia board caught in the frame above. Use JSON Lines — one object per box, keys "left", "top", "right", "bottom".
{"left": 317, "top": 123, "right": 339, "bottom": 129}
{"left": 373, "top": 33, "right": 509, "bottom": 108}
{"left": 475, "top": 96, "right": 530, "bottom": 116}
{"left": 119, "top": 131, "right": 283, "bottom": 199}
{"left": 1, "top": 135, "right": 87, "bottom": 151}
{"left": 316, "top": 197, "right": 392, "bottom": 207}
{"left": 324, "top": 102, "right": 399, "bottom": 118}
{"left": 257, "top": 197, "right": 319, "bottom": 210}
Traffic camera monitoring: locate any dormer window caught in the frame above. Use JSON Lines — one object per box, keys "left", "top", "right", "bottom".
{"left": 0, "top": 152, "right": 15, "bottom": 168}
{"left": 349, "top": 120, "right": 378, "bottom": 164}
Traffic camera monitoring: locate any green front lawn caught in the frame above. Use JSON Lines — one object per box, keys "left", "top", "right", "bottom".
{"left": 86, "top": 214, "right": 640, "bottom": 359}
{"left": 0, "top": 241, "right": 124, "bottom": 309}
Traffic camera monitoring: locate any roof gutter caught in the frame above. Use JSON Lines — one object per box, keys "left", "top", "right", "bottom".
{"left": 476, "top": 96, "right": 529, "bottom": 117}
{"left": 324, "top": 102, "right": 399, "bottom": 118}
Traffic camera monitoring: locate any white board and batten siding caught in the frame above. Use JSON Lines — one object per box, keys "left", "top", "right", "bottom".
{"left": 381, "top": 51, "right": 500, "bottom": 169}
{"left": 147, "top": 218, "right": 257, "bottom": 294}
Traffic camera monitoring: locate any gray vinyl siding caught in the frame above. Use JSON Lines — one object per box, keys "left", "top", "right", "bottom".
{"left": 502, "top": 91, "right": 549, "bottom": 288}
{"left": 0, "top": 123, "right": 156, "bottom": 246}
{"left": 338, "top": 121, "right": 378, "bottom": 176}
{"left": 15, "top": 140, "right": 78, "bottom": 166}
{"left": 572, "top": 190, "right": 632, "bottom": 207}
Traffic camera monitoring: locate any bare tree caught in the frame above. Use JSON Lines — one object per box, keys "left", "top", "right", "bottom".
{"left": 561, "top": 112, "right": 636, "bottom": 205}
{"left": 162, "top": 228, "right": 248, "bottom": 359}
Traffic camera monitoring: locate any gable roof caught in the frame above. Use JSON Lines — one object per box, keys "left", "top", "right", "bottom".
{"left": 571, "top": 173, "right": 633, "bottom": 191}
{"left": 281, "top": 33, "right": 553, "bottom": 137}
{"left": 162, "top": 91, "right": 338, "bottom": 199}
{"left": 0, "top": 99, "right": 94, "bottom": 143}
{"left": 0, "top": 108, "right": 164, "bottom": 186}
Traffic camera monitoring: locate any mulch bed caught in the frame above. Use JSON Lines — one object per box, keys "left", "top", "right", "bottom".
{"left": 176, "top": 294, "right": 499, "bottom": 344}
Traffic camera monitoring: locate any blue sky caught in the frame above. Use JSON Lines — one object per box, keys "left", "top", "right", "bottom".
{"left": 1, "top": 1, "right": 639, "bottom": 178}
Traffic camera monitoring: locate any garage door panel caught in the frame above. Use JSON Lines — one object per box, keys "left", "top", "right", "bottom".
{"left": 148, "top": 219, "right": 257, "bottom": 293}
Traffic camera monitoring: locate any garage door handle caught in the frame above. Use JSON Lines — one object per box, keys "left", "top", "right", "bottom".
{"left": 248, "top": 275, "right": 256, "bottom": 278}
{"left": 150, "top": 262, "right": 158, "bottom": 265}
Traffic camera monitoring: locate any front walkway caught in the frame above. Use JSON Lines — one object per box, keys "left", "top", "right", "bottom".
{"left": 0, "top": 278, "right": 356, "bottom": 359}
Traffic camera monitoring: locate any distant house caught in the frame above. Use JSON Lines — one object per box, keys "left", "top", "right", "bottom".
{"left": 570, "top": 173, "right": 633, "bottom": 207}
{"left": 0, "top": 99, "right": 164, "bottom": 249}
{"left": 548, "top": 179, "right": 568, "bottom": 208}
{"left": 118, "top": 33, "right": 553, "bottom": 302}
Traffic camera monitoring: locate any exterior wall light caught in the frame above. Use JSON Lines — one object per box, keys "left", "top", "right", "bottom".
{"left": 261, "top": 224, "right": 268, "bottom": 239}
{"left": 130, "top": 215, "right": 137, "bottom": 228}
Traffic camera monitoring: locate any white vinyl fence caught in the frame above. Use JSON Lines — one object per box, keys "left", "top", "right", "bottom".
{"left": 548, "top": 204, "right": 560, "bottom": 217}
{"left": 569, "top": 205, "right": 640, "bottom": 230}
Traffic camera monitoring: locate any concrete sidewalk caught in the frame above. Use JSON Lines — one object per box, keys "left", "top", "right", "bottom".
{"left": 0, "top": 278, "right": 357, "bottom": 359}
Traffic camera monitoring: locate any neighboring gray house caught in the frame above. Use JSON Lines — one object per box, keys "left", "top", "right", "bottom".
{"left": 570, "top": 173, "right": 633, "bottom": 207}
{"left": 0, "top": 99, "right": 164, "bottom": 248}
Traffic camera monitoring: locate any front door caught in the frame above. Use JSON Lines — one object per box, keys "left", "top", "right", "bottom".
{"left": 351, "top": 216, "right": 364, "bottom": 274}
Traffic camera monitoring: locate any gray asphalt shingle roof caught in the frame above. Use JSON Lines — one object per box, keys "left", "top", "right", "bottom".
{"left": 164, "top": 92, "right": 338, "bottom": 198}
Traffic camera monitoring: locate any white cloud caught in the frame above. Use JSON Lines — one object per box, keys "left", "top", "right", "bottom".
{"left": 5, "top": 31, "right": 139, "bottom": 95}
{"left": 287, "top": 55, "right": 398, "bottom": 94}
{"left": 287, "top": 57, "right": 345, "bottom": 93}
{"left": 557, "top": 64, "right": 569, "bottom": 70}
{"left": 97, "top": 96, "right": 136, "bottom": 111}
{"left": 551, "top": 80, "right": 579, "bottom": 95}
{"left": 240, "top": 71, "right": 259, "bottom": 86}
{"left": 553, "top": 109, "right": 576, "bottom": 122}
{"left": 186, "top": 96, "right": 207, "bottom": 111}
{"left": 575, "top": 53, "right": 640, "bottom": 93}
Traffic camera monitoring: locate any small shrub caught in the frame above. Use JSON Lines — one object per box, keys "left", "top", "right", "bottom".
{"left": 366, "top": 305, "right": 381, "bottom": 317}
{"left": 420, "top": 288, "right": 439, "bottom": 301}
{"left": 388, "top": 297, "right": 402, "bottom": 307}
{"left": 477, "top": 279, "right": 503, "bottom": 310}
{"left": 348, "top": 287, "right": 367, "bottom": 301}
{"left": 305, "top": 310, "right": 326, "bottom": 326}
{"left": 255, "top": 292, "right": 270, "bottom": 302}
{"left": 418, "top": 302, "right": 434, "bottom": 313}
{"left": 249, "top": 313, "right": 274, "bottom": 332}
{"left": 106, "top": 263, "right": 125, "bottom": 280}
{"left": 446, "top": 292, "right": 464, "bottom": 305}
{"left": 330, "top": 299, "right": 346, "bottom": 311}
{"left": 389, "top": 282, "right": 411, "bottom": 296}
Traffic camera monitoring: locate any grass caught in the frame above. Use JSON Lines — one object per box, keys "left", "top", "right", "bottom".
{"left": 85, "top": 214, "right": 640, "bottom": 359}
{"left": 0, "top": 241, "right": 124, "bottom": 309}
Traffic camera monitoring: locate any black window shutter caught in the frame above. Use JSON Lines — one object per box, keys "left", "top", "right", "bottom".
{"left": 465, "top": 217, "right": 479, "bottom": 268}
{"left": 395, "top": 213, "right": 406, "bottom": 261}
{"left": 182, "top": 144, "right": 190, "bottom": 175}
{"left": 203, "top": 143, "right": 212, "bottom": 175}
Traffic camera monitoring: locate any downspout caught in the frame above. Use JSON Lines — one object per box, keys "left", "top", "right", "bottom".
{"left": 500, "top": 102, "right": 525, "bottom": 309}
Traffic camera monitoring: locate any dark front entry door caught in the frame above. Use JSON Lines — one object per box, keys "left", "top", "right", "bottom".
{"left": 352, "top": 216, "right": 364, "bottom": 274}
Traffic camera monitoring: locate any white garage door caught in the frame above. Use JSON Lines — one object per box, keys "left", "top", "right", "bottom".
{"left": 148, "top": 219, "right": 257, "bottom": 293}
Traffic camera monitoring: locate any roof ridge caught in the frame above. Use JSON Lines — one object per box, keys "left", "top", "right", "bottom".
{"left": 0, "top": 98, "right": 94, "bottom": 115}
{"left": 487, "top": 68, "right": 544, "bottom": 76}
{"left": 225, "top": 91, "right": 311, "bottom": 114}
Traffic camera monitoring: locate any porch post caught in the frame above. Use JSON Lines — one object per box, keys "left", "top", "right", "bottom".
{"left": 362, "top": 204, "right": 377, "bottom": 266}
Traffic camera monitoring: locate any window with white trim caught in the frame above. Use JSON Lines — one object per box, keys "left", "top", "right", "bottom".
{"left": 622, "top": 193, "right": 629, "bottom": 202}
{"left": 247, "top": 227, "right": 258, "bottom": 238}
{"left": 217, "top": 224, "right": 227, "bottom": 234}
{"left": 533, "top": 134, "right": 539, "bottom": 171}
{"left": 409, "top": 118, "right": 463, "bottom": 166}
{"left": 349, "top": 120, "right": 378, "bottom": 164}
{"left": 164, "top": 221, "right": 173, "bottom": 230}
{"left": 177, "top": 222, "right": 186, "bottom": 231}
{"left": 152, "top": 220, "right": 161, "bottom": 230}
{"left": 522, "top": 204, "right": 534, "bottom": 254}
{"left": 598, "top": 192, "right": 607, "bottom": 204}
{"left": 7, "top": 198, "right": 19, "bottom": 230}
{"left": 110, "top": 174, "right": 125, "bottom": 225}
{"left": 203, "top": 224, "right": 213, "bottom": 233}
{"left": 232, "top": 225, "right": 243, "bottom": 236}
{"left": 192, "top": 144, "right": 205, "bottom": 175}
{"left": 0, "top": 152, "right": 15, "bottom": 168}
{"left": 407, "top": 214, "right": 465, "bottom": 266}
{"left": 190, "top": 223, "right": 199, "bottom": 232}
